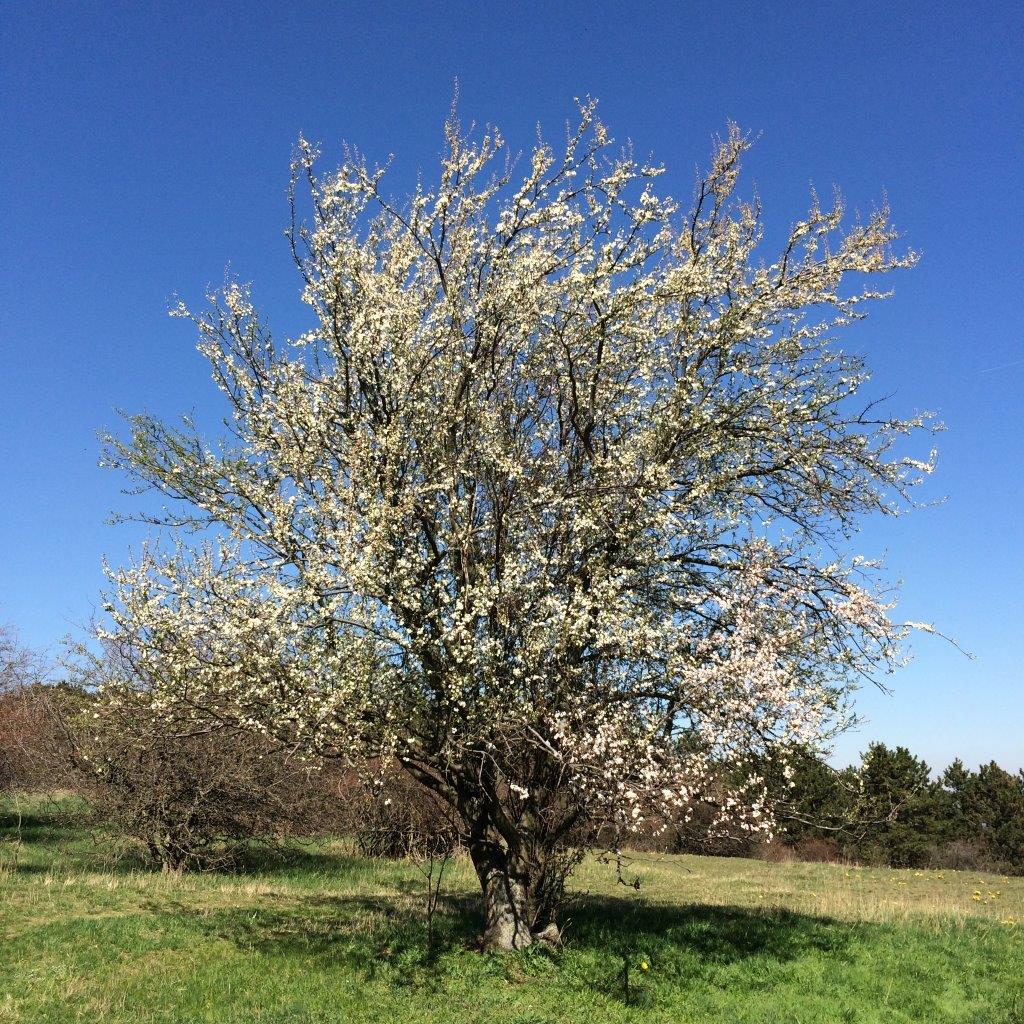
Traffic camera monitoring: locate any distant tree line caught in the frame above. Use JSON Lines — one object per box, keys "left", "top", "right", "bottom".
{"left": 615, "top": 741, "right": 1023, "bottom": 876}
{"left": 759, "top": 742, "right": 1024, "bottom": 874}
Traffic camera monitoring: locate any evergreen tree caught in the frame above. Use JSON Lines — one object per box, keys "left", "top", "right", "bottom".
{"left": 849, "top": 743, "right": 939, "bottom": 867}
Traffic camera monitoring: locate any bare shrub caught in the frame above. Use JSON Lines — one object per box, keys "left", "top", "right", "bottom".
{"left": 755, "top": 840, "right": 798, "bottom": 863}
{"left": 25, "top": 670, "right": 325, "bottom": 872}
{"left": 0, "top": 628, "right": 57, "bottom": 798}
{"left": 792, "top": 836, "right": 843, "bottom": 863}
{"left": 320, "top": 760, "right": 461, "bottom": 950}
{"left": 926, "top": 839, "right": 1000, "bottom": 874}
{"left": 0, "top": 686, "right": 49, "bottom": 794}
{"left": 326, "top": 761, "right": 458, "bottom": 860}
{"left": 619, "top": 797, "right": 757, "bottom": 858}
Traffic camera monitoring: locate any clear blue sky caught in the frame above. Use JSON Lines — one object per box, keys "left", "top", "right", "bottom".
{"left": 2, "top": 1, "right": 1021, "bottom": 772}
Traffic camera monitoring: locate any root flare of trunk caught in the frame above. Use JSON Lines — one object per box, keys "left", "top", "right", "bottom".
{"left": 531, "top": 922, "right": 561, "bottom": 947}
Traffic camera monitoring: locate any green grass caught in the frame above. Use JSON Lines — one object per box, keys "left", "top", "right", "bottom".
{"left": 1, "top": 801, "right": 1022, "bottom": 1023}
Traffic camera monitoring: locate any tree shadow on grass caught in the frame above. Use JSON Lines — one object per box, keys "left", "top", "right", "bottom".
{"left": 567, "top": 894, "right": 851, "bottom": 962}
{"left": 185, "top": 888, "right": 480, "bottom": 973}
{"left": 0, "top": 811, "right": 80, "bottom": 845}
{"left": 226, "top": 841, "right": 368, "bottom": 878}
{"left": 183, "top": 886, "right": 857, "bottom": 1003}
{"left": 563, "top": 895, "right": 857, "bottom": 1006}
{"left": 0, "top": 809, "right": 374, "bottom": 883}
{"left": 0, "top": 809, "right": 105, "bottom": 874}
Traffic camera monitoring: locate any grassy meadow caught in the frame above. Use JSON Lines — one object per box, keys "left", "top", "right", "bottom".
{"left": 1, "top": 800, "right": 1021, "bottom": 1024}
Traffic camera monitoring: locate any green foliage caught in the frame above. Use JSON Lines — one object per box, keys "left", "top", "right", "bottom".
{"left": 845, "top": 743, "right": 939, "bottom": 868}
{"left": 762, "top": 745, "right": 1024, "bottom": 875}
{"left": 761, "top": 746, "right": 855, "bottom": 846}
{"left": 938, "top": 759, "right": 1024, "bottom": 871}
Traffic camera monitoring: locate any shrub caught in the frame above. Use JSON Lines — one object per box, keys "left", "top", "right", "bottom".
{"left": 30, "top": 673, "right": 325, "bottom": 871}
{"left": 0, "top": 627, "right": 54, "bottom": 795}
{"left": 926, "top": 839, "right": 999, "bottom": 873}
{"left": 791, "top": 836, "right": 843, "bottom": 863}
{"left": 325, "top": 761, "right": 458, "bottom": 860}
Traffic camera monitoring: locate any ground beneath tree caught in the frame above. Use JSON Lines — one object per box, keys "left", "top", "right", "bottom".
{"left": 1, "top": 805, "right": 1021, "bottom": 1023}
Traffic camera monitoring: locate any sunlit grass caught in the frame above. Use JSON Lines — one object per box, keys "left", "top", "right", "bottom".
{"left": 2, "top": 802, "right": 1021, "bottom": 1023}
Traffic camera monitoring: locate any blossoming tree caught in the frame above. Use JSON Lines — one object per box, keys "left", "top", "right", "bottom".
{"left": 101, "top": 103, "right": 934, "bottom": 949}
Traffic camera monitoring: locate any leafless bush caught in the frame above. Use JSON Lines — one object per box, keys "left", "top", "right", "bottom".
{"left": 792, "top": 836, "right": 843, "bottom": 863}
{"left": 318, "top": 761, "right": 461, "bottom": 949}
{"left": 755, "top": 839, "right": 799, "bottom": 863}
{"left": 616, "top": 798, "right": 756, "bottom": 858}
{"left": 0, "top": 686, "right": 49, "bottom": 794}
{"left": 16, "top": 667, "right": 325, "bottom": 871}
{"left": 926, "top": 839, "right": 1000, "bottom": 874}
{"left": 0, "top": 626, "right": 52, "bottom": 795}
{"left": 324, "top": 761, "right": 458, "bottom": 860}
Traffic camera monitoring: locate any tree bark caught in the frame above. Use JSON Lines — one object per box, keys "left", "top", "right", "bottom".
{"left": 470, "top": 839, "right": 534, "bottom": 951}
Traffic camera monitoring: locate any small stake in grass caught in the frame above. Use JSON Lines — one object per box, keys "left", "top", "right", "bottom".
{"left": 618, "top": 952, "right": 651, "bottom": 1005}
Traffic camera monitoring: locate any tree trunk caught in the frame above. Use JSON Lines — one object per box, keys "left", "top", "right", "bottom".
{"left": 470, "top": 839, "right": 534, "bottom": 951}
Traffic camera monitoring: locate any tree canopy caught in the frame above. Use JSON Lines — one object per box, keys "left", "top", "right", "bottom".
{"left": 100, "top": 103, "right": 934, "bottom": 948}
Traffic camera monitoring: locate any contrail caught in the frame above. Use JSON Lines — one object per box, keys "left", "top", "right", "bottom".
{"left": 979, "top": 357, "right": 1024, "bottom": 374}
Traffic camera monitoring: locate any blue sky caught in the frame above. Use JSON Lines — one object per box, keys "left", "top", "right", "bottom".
{"left": 2, "top": 1, "right": 1021, "bottom": 772}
